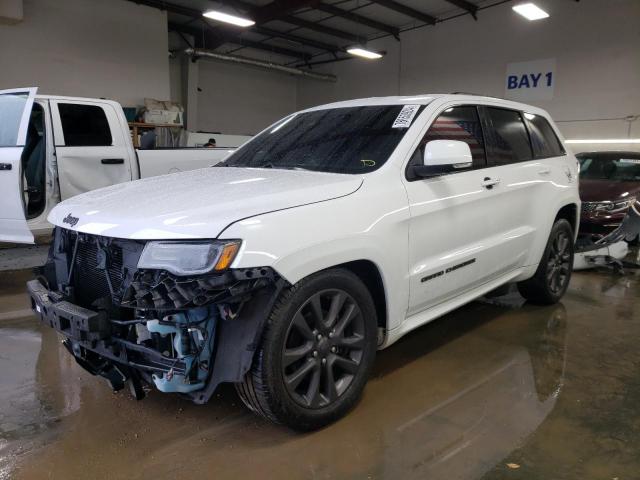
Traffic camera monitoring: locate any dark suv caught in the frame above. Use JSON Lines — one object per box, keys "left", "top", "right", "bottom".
{"left": 578, "top": 151, "right": 640, "bottom": 241}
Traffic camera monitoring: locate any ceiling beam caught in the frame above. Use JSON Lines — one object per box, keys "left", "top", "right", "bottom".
{"left": 281, "top": 15, "right": 367, "bottom": 44}
{"left": 368, "top": 0, "right": 437, "bottom": 25}
{"left": 253, "top": 25, "right": 343, "bottom": 53}
{"left": 314, "top": 3, "right": 400, "bottom": 38}
{"left": 130, "top": 0, "right": 338, "bottom": 54}
{"left": 220, "top": 0, "right": 369, "bottom": 43}
{"left": 169, "top": 22, "right": 312, "bottom": 60}
{"left": 251, "top": 0, "right": 322, "bottom": 24}
{"left": 444, "top": 0, "right": 478, "bottom": 20}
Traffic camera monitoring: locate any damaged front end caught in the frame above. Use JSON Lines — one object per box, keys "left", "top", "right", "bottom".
{"left": 28, "top": 227, "right": 284, "bottom": 403}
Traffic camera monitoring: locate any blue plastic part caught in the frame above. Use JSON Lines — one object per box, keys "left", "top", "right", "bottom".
{"left": 147, "top": 306, "right": 217, "bottom": 394}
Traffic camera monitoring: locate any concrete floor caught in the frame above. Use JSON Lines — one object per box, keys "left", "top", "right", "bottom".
{"left": 0, "top": 255, "right": 639, "bottom": 480}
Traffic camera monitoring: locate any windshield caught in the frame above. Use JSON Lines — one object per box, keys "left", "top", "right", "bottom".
{"left": 578, "top": 153, "right": 640, "bottom": 182}
{"left": 222, "top": 104, "right": 424, "bottom": 174}
{"left": 0, "top": 92, "right": 30, "bottom": 147}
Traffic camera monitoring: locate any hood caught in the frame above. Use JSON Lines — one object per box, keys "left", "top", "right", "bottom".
{"left": 579, "top": 179, "right": 640, "bottom": 202}
{"left": 48, "top": 167, "right": 363, "bottom": 239}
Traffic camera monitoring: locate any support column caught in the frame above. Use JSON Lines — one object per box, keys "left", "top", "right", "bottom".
{"left": 181, "top": 56, "right": 199, "bottom": 131}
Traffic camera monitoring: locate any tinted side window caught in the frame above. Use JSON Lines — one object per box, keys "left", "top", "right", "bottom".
{"left": 416, "top": 106, "right": 486, "bottom": 168}
{"left": 525, "top": 114, "right": 565, "bottom": 158}
{"left": 485, "top": 107, "right": 533, "bottom": 166}
{"left": 58, "top": 104, "right": 112, "bottom": 146}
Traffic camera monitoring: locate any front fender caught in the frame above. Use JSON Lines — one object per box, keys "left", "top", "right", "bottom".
{"left": 219, "top": 179, "right": 411, "bottom": 333}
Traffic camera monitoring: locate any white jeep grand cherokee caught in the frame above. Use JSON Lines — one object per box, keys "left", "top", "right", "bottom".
{"left": 29, "top": 94, "right": 580, "bottom": 430}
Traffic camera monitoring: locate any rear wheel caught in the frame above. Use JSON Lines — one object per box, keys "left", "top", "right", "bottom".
{"left": 235, "top": 268, "right": 378, "bottom": 431}
{"left": 518, "top": 219, "right": 574, "bottom": 305}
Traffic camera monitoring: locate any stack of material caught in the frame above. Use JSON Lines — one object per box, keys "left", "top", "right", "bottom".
{"left": 142, "top": 98, "right": 184, "bottom": 126}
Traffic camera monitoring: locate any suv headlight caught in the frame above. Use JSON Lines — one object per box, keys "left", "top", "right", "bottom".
{"left": 138, "top": 240, "right": 241, "bottom": 275}
{"left": 595, "top": 197, "right": 636, "bottom": 213}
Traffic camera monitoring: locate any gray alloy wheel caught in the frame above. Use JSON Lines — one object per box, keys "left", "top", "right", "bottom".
{"left": 235, "top": 268, "right": 377, "bottom": 431}
{"left": 546, "top": 230, "right": 572, "bottom": 295}
{"left": 518, "top": 218, "right": 574, "bottom": 305}
{"left": 282, "top": 289, "right": 366, "bottom": 408}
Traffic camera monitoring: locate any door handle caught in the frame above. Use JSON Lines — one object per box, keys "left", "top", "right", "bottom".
{"left": 101, "top": 158, "right": 125, "bottom": 165}
{"left": 481, "top": 177, "right": 500, "bottom": 189}
{"left": 0, "top": 163, "right": 12, "bottom": 171}
{"left": 538, "top": 167, "right": 551, "bottom": 175}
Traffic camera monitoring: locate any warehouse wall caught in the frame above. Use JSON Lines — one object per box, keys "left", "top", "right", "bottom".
{"left": 195, "top": 59, "right": 297, "bottom": 135}
{"left": 297, "top": 0, "right": 640, "bottom": 149}
{"left": 0, "top": 0, "right": 170, "bottom": 107}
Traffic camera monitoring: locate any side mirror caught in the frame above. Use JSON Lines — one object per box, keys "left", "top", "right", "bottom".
{"left": 411, "top": 140, "right": 473, "bottom": 178}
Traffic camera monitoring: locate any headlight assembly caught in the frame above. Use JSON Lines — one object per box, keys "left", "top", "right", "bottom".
{"left": 595, "top": 197, "right": 636, "bottom": 213}
{"left": 137, "top": 240, "right": 241, "bottom": 275}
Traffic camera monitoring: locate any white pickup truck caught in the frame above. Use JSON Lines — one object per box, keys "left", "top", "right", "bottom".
{"left": 28, "top": 94, "right": 580, "bottom": 430}
{"left": 0, "top": 87, "right": 249, "bottom": 243}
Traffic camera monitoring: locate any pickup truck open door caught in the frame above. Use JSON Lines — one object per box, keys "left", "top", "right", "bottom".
{"left": 0, "top": 87, "right": 37, "bottom": 244}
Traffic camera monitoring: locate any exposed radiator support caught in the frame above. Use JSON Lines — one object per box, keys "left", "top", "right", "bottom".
{"left": 184, "top": 48, "right": 337, "bottom": 83}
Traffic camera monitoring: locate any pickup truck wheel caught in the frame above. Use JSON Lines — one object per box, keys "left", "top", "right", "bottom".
{"left": 518, "top": 219, "right": 574, "bottom": 305}
{"left": 235, "top": 268, "right": 377, "bottom": 431}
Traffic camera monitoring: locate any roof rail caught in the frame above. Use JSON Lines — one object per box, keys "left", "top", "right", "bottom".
{"left": 450, "top": 91, "right": 511, "bottom": 101}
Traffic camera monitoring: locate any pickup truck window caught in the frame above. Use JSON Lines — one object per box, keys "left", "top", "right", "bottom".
{"left": 223, "top": 105, "right": 424, "bottom": 174}
{"left": 485, "top": 107, "right": 533, "bottom": 166}
{"left": 0, "top": 92, "right": 29, "bottom": 147}
{"left": 58, "top": 103, "right": 112, "bottom": 147}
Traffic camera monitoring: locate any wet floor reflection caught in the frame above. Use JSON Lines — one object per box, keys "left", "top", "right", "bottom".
{"left": 0, "top": 267, "right": 639, "bottom": 479}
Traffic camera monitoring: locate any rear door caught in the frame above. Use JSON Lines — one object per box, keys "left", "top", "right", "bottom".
{"left": 0, "top": 87, "right": 37, "bottom": 243}
{"left": 50, "top": 100, "right": 132, "bottom": 199}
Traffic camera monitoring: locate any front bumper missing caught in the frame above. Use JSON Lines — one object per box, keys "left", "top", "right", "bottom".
{"left": 27, "top": 279, "right": 187, "bottom": 397}
{"left": 28, "top": 267, "right": 286, "bottom": 404}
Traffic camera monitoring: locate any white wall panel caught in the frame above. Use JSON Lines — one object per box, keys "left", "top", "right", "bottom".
{"left": 0, "top": 0, "right": 170, "bottom": 106}
{"left": 196, "top": 59, "right": 297, "bottom": 135}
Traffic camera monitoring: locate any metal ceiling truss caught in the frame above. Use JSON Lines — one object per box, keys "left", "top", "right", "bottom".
{"left": 444, "top": 0, "right": 478, "bottom": 20}
{"left": 168, "top": 21, "right": 312, "bottom": 60}
{"left": 131, "top": 0, "right": 491, "bottom": 67}
{"left": 314, "top": 3, "right": 400, "bottom": 39}
{"left": 367, "top": 0, "right": 437, "bottom": 25}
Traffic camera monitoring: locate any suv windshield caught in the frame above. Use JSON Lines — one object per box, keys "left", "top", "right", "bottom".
{"left": 222, "top": 105, "right": 424, "bottom": 174}
{"left": 578, "top": 153, "right": 640, "bottom": 182}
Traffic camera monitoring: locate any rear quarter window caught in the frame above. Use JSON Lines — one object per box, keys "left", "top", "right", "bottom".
{"left": 525, "top": 114, "right": 565, "bottom": 158}
{"left": 485, "top": 107, "right": 533, "bottom": 166}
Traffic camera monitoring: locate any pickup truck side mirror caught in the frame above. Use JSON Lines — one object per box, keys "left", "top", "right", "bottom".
{"left": 411, "top": 140, "right": 473, "bottom": 178}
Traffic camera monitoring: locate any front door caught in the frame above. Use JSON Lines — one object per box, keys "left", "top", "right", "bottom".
{"left": 51, "top": 100, "right": 132, "bottom": 200}
{"left": 404, "top": 104, "right": 519, "bottom": 315}
{"left": 0, "top": 87, "right": 38, "bottom": 243}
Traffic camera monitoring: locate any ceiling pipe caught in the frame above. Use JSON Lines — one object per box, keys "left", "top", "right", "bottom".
{"left": 184, "top": 48, "right": 337, "bottom": 83}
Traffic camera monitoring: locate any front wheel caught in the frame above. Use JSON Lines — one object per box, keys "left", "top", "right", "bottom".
{"left": 235, "top": 269, "right": 378, "bottom": 431}
{"left": 518, "top": 219, "right": 574, "bottom": 305}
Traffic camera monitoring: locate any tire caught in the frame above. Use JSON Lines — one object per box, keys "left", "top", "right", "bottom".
{"left": 518, "top": 219, "right": 574, "bottom": 305}
{"left": 235, "top": 268, "right": 378, "bottom": 431}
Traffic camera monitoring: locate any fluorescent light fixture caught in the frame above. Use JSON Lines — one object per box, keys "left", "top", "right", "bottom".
{"left": 203, "top": 10, "right": 255, "bottom": 27}
{"left": 565, "top": 139, "right": 640, "bottom": 144}
{"left": 347, "top": 48, "right": 383, "bottom": 59}
{"left": 512, "top": 3, "right": 549, "bottom": 21}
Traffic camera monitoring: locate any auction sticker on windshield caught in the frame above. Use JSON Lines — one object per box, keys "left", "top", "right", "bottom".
{"left": 392, "top": 105, "right": 420, "bottom": 128}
